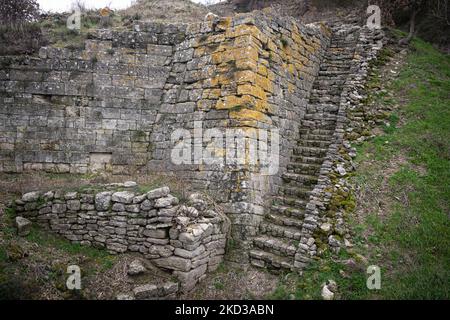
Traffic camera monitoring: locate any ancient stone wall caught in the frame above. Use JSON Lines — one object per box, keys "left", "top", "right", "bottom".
{"left": 0, "top": 13, "right": 331, "bottom": 263}
{"left": 13, "top": 184, "right": 230, "bottom": 292}
{"left": 145, "top": 13, "right": 331, "bottom": 262}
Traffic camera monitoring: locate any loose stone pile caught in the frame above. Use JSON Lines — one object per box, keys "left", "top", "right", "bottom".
{"left": 12, "top": 184, "right": 230, "bottom": 292}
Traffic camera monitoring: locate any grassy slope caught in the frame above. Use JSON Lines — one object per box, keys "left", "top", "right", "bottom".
{"left": 270, "top": 37, "right": 450, "bottom": 300}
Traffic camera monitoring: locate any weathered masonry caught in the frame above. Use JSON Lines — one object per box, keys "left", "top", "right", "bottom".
{"left": 1, "top": 12, "right": 383, "bottom": 271}
{"left": 14, "top": 184, "right": 230, "bottom": 293}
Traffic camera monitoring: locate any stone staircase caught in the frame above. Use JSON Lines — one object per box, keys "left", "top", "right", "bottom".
{"left": 250, "top": 25, "right": 360, "bottom": 270}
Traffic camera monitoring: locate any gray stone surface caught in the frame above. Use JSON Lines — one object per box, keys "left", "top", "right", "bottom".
{"left": 127, "top": 259, "right": 147, "bottom": 276}
{"left": 15, "top": 216, "right": 32, "bottom": 236}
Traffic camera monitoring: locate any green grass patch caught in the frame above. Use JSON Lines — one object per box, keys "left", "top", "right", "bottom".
{"left": 353, "top": 37, "right": 450, "bottom": 299}
{"left": 26, "top": 227, "right": 116, "bottom": 272}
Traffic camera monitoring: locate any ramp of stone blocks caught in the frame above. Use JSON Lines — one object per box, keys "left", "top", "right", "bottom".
{"left": 249, "top": 24, "right": 363, "bottom": 271}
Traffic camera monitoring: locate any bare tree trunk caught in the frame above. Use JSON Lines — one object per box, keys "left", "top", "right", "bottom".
{"left": 399, "top": 4, "right": 418, "bottom": 45}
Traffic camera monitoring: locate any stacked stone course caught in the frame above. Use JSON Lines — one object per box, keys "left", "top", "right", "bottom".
{"left": 13, "top": 184, "right": 230, "bottom": 292}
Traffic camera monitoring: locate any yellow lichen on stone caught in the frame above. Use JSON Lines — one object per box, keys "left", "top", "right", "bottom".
{"left": 232, "top": 46, "right": 258, "bottom": 62}
{"left": 235, "top": 70, "right": 257, "bottom": 84}
{"left": 212, "top": 51, "right": 232, "bottom": 65}
{"left": 202, "top": 88, "right": 222, "bottom": 99}
{"left": 216, "top": 95, "right": 255, "bottom": 110}
{"left": 216, "top": 17, "right": 232, "bottom": 31}
{"left": 258, "top": 64, "right": 268, "bottom": 77}
{"left": 237, "top": 84, "right": 266, "bottom": 100}
{"left": 288, "top": 83, "right": 296, "bottom": 93}
{"left": 226, "top": 24, "right": 263, "bottom": 42}
{"left": 235, "top": 59, "right": 258, "bottom": 71}
{"left": 255, "top": 74, "right": 273, "bottom": 93}
{"left": 230, "top": 108, "right": 272, "bottom": 124}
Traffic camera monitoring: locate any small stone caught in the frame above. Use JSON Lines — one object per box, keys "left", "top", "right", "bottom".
{"left": 320, "top": 223, "right": 332, "bottom": 233}
{"left": 67, "top": 200, "right": 81, "bottom": 211}
{"left": 175, "top": 216, "right": 190, "bottom": 227}
{"left": 344, "top": 239, "right": 353, "bottom": 248}
{"left": 188, "top": 193, "right": 208, "bottom": 211}
{"left": 133, "top": 194, "right": 147, "bottom": 204}
{"left": 140, "top": 200, "right": 153, "bottom": 211}
{"left": 112, "top": 203, "right": 125, "bottom": 212}
{"left": 178, "top": 232, "right": 198, "bottom": 244}
{"left": 155, "top": 195, "right": 179, "bottom": 208}
{"left": 161, "top": 282, "right": 179, "bottom": 295}
{"left": 321, "top": 284, "right": 334, "bottom": 300}
{"left": 178, "top": 205, "right": 199, "bottom": 218}
{"left": 336, "top": 165, "right": 347, "bottom": 176}
{"left": 116, "top": 294, "right": 135, "bottom": 300}
{"left": 328, "top": 235, "right": 341, "bottom": 247}
{"left": 133, "top": 284, "right": 158, "bottom": 299}
{"left": 15, "top": 216, "right": 32, "bottom": 236}
{"left": 147, "top": 187, "right": 170, "bottom": 200}
{"left": 326, "top": 279, "right": 338, "bottom": 293}
{"left": 127, "top": 259, "right": 147, "bottom": 276}
{"left": 22, "top": 191, "right": 40, "bottom": 202}
{"left": 143, "top": 228, "right": 167, "bottom": 239}
{"left": 124, "top": 181, "right": 137, "bottom": 188}
{"left": 52, "top": 203, "right": 67, "bottom": 214}
{"left": 64, "top": 192, "right": 78, "bottom": 200}
{"left": 153, "top": 256, "right": 191, "bottom": 272}
{"left": 43, "top": 191, "right": 54, "bottom": 200}
{"left": 95, "top": 192, "right": 112, "bottom": 211}
{"left": 112, "top": 191, "right": 135, "bottom": 204}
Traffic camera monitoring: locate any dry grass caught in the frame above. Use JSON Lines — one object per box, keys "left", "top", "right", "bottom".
{"left": 184, "top": 264, "right": 279, "bottom": 300}
{"left": 121, "top": 0, "right": 210, "bottom": 23}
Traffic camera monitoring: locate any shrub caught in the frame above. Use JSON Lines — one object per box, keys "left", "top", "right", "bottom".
{"left": 0, "top": 0, "right": 40, "bottom": 26}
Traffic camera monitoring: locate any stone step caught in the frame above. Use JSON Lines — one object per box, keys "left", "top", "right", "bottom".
{"left": 260, "top": 222, "right": 302, "bottom": 240}
{"left": 299, "top": 129, "right": 335, "bottom": 136}
{"left": 282, "top": 172, "right": 318, "bottom": 185}
{"left": 270, "top": 204, "right": 305, "bottom": 219}
{"left": 300, "top": 133, "right": 334, "bottom": 141}
{"left": 287, "top": 161, "right": 322, "bottom": 171}
{"left": 320, "top": 61, "right": 351, "bottom": 67}
{"left": 249, "top": 249, "right": 294, "bottom": 270}
{"left": 311, "top": 88, "right": 342, "bottom": 96}
{"left": 273, "top": 195, "right": 308, "bottom": 207}
{"left": 297, "top": 139, "right": 331, "bottom": 148}
{"left": 300, "top": 122, "right": 337, "bottom": 129}
{"left": 266, "top": 213, "right": 304, "bottom": 229}
{"left": 310, "top": 97, "right": 341, "bottom": 104}
{"left": 319, "top": 68, "right": 350, "bottom": 77}
{"left": 278, "top": 186, "right": 312, "bottom": 201}
{"left": 254, "top": 235, "right": 297, "bottom": 257}
{"left": 315, "top": 74, "right": 348, "bottom": 81}
{"left": 292, "top": 146, "right": 328, "bottom": 157}
{"left": 305, "top": 107, "right": 339, "bottom": 114}
{"left": 313, "top": 79, "right": 346, "bottom": 87}
{"left": 290, "top": 154, "right": 324, "bottom": 164}
{"left": 287, "top": 162, "right": 321, "bottom": 175}
{"left": 304, "top": 113, "right": 338, "bottom": 121}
